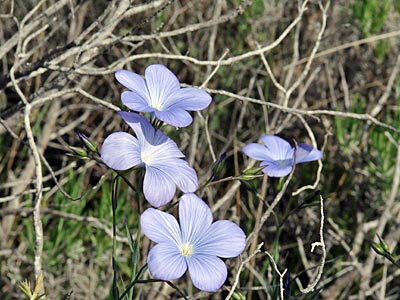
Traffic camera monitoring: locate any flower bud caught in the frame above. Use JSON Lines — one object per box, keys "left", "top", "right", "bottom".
{"left": 77, "top": 131, "right": 98, "bottom": 153}
{"left": 232, "top": 290, "right": 246, "bottom": 300}
{"left": 69, "top": 146, "right": 88, "bottom": 158}
{"left": 371, "top": 235, "right": 391, "bottom": 257}
{"left": 237, "top": 166, "right": 265, "bottom": 181}
{"left": 210, "top": 152, "right": 226, "bottom": 181}
{"left": 371, "top": 241, "right": 387, "bottom": 257}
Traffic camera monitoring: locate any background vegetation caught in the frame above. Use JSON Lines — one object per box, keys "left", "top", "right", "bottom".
{"left": 0, "top": 0, "right": 399, "bottom": 299}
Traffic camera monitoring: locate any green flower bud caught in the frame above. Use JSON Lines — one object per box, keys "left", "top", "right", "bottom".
{"left": 371, "top": 234, "right": 390, "bottom": 256}
{"left": 232, "top": 290, "right": 246, "bottom": 300}
{"left": 371, "top": 241, "right": 388, "bottom": 257}
{"left": 210, "top": 152, "right": 226, "bottom": 181}
{"left": 77, "top": 131, "right": 98, "bottom": 153}
{"left": 376, "top": 235, "right": 391, "bottom": 253}
{"left": 237, "top": 166, "right": 265, "bottom": 181}
{"left": 69, "top": 146, "right": 88, "bottom": 158}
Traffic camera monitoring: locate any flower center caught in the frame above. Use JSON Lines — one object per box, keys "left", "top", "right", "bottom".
{"left": 275, "top": 159, "right": 292, "bottom": 167}
{"left": 179, "top": 242, "right": 194, "bottom": 257}
{"left": 152, "top": 103, "right": 163, "bottom": 111}
{"left": 141, "top": 152, "right": 151, "bottom": 164}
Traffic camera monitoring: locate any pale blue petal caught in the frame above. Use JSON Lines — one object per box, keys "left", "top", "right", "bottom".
{"left": 260, "top": 161, "right": 292, "bottom": 177}
{"left": 143, "top": 166, "right": 176, "bottom": 207}
{"left": 118, "top": 112, "right": 155, "bottom": 146}
{"left": 164, "top": 88, "right": 212, "bottom": 111}
{"left": 197, "top": 220, "right": 245, "bottom": 258}
{"left": 100, "top": 132, "right": 141, "bottom": 170}
{"left": 148, "top": 243, "right": 187, "bottom": 281}
{"left": 295, "top": 144, "right": 323, "bottom": 164}
{"left": 140, "top": 208, "right": 182, "bottom": 245}
{"left": 141, "top": 131, "right": 184, "bottom": 160}
{"left": 242, "top": 143, "right": 272, "bottom": 161}
{"left": 153, "top": 130, "right": 184, "bottom": 156}
{"left": 151, "top": 128, "right": 169, "bottom": 144}
{"left": 179, "top": 194, "right": 212, "bottom": 244}
{"left": 115, "top": 70, "right": 150, "bottom": 101}
{"left": 260, "top": 135, "right": 294, "bottom": 161}
{"left": 121, "top": 91, "right": 153, "bottom": 112}
{"left": 154, "top": 109, "right": 193, "bottom": 128}
{"left": 145, "top": 64, "right": 180, "bottom": 109}
{"left": 186, "top": 255, "right": 227, "bottom": 292}
{"left": 260, "top": 157, "right": 293, "bottom": 168}
{"left": 149, "top": 159, "right": 198, "bottom": 193}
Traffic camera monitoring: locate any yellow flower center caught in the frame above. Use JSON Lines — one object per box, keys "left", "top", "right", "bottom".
{"left": 179, "top": 242, "right": 194, "bottom": 257}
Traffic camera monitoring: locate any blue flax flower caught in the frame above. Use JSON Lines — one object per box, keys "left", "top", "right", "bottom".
{"left": 101, "top": 112, "right": 198, "bottom": 207}
{"left": 140, "top": 193, "right": 246, "bottom": 292}
{"left": 243, "top": 135, "right": 322, "bottom": 177}
{"left": 115, "top": 64, "right": 212, "bottom": 127}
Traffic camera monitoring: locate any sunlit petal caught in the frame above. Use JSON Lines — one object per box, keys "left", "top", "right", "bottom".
{"left": 115, "top": 70, "right": 150, "bottom": 101}
{"left": 179, "top": 194, "right": 212, "bottom": 244}
{"left": 145, "top": 64, "right": 180, "bottom": 109}
{"left": 243, "top": 143, "right": 273, "bottom": 161}
{"left": 121, "top": 91, "right": 153, "bottom": 112}
{"left": 154, "top": 109, "right": 193, "bottom": 128}
{"left": 186, "top": 255, "right": 227, "bottom": 292}
{"left": 100, "top": 132, "right": 141, "bottom": 170}
{"left": 118, "top": 112, "right": 155, "bottom": 146}
{"left": 147, "top": 243, "right": 187, "bottom": 281}
{"left": 141, "top": 208, "right": 181, "bottom": 245}
{"left": 149, "top": 159, "right": 198, "bottom": 193}
{"left": 260, "top": 161, "right": 292, "bottom": 177}
{"left": 260, "top": 135, "right": 294, "bottom": 160}
{"left": 164, "top": 88, "right": 212, "bottom": 111}
{"left": 196, "top": 220, "right": 245, "bottom": 258}
{"left": 143, "top": 166, "right": 176, "bottom": 207}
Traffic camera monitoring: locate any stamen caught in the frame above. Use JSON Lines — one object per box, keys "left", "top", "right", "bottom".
{"left": 152, "top": 103, "right": 163, "bottom": 110}
{"left": 180, "top": 243, "right": 194, "bottom": 257}
{"left": 141, "top": 152, "right": 151, "bottom": 164}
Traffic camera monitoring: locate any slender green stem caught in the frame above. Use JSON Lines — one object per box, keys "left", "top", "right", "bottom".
{"left": 166, "top": 281, "right": 188, "bottom": 300}
{"left": 112, "top": 175, "right": 120, "bottom": 299}
{"left": 118, "top": 264, "right": 148, "bottom": 300}
{"left": 119, "top": 174, "right": 138, "bottom": 193}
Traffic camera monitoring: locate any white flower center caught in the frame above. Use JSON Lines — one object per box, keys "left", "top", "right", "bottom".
{"left": 152, "top": 103, "right": 163, "bottom": 110}
{"left": 141, "top": 152, "right": 152, "bottom": 164}
{"left": 179, "top": 242, "right": 194, "bottom": 257}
